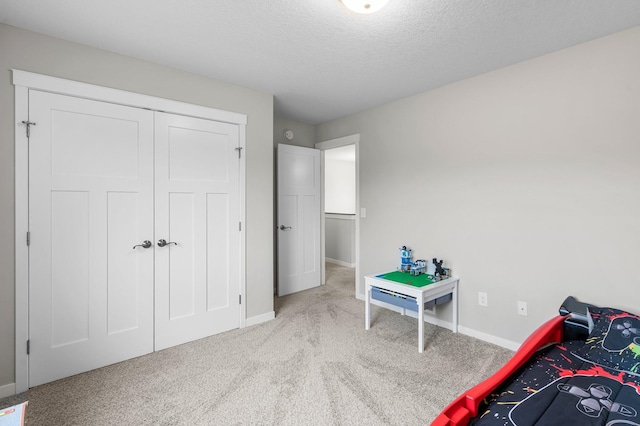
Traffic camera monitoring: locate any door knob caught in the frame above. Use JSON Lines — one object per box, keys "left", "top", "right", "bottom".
{"left": 279, "top": 225, "right": 292, "bottom": 231}
{"left": 157, "top": 239, "right": 177, "bottom": 247}
{"left": 133, "top": 240, "right": 152, "bottom": 249}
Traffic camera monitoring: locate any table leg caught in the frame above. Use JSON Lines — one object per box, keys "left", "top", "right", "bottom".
{"left": 452, "top": 282, "right": 458, "bottom": 333}
{"left": 418, "top": 294, "right": 424, "bottom": 353}
{"left": 365, "top": 284, "right": 371, "bottom": 330}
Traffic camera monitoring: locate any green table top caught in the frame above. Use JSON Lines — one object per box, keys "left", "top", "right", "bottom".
{"left": 376, "top": 271, "right": 436, "bottom": 287}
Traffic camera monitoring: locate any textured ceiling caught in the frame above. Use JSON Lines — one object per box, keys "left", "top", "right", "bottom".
{"left": 1, "top": 0, "right": 640, "bottom": 124}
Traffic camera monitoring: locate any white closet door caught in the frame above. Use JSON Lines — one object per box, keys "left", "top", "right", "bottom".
{"left": 28, "top": 90, "right": 154, "bottom": 387}
{"left": 154, "top": 112, "right": 241, "bottom": 350}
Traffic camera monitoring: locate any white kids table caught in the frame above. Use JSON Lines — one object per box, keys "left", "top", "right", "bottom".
{"left": 364, "top": 272, "right": 458, "bottom": 353}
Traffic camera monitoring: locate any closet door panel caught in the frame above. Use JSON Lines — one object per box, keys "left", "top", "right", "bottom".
{"left": 154, "top": 112, "right": 240, "bottom": 350}
{"left": 206, "top": 193, "right": 230, "bottom": 311}
{"left": 168, "top": 192, "right": 196, "bottom": 320}
{"left": 28, "top": 90, "right": 154, "bottom": 387}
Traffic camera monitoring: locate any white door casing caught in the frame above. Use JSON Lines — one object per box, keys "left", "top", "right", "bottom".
{"left": 277, "top": 144, "right": 321, "bottom": 296}
{"left": 154, "top": 113, "right": 241, "bottom": 350}
{"left": 28, "top": 90, "right": 155, "bottom": 387}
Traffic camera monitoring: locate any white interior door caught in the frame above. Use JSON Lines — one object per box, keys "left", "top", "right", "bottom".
{"left": 28, "top": 90, "right": 154, "bottom": 387}
{"left": 277, "top": 144, "right": 321, "bottom": 296}
{"left": 154, "top": 112, "right": 241, "bottom": 350}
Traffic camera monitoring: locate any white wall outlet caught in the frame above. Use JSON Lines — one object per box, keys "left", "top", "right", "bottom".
{"left": 360, "top": 207, "right": 366, "bottom": 218}
{"left": 478, "top": 292, "right": 488, "bottom": 307}
{"left": 518, "top": 301, "right": 528, "bottom": 316}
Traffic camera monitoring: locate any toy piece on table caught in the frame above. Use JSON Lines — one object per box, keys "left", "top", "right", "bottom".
{"left": 399, "top": 246, "right": 413, "bottom": 272}
{"left": 426, "top": 259, "right": 435, "bottom": 275}
{"left": 432, "top": 258, "right": 451, "bottom": 281}
{"left": 410, "top": 259, "right": 426, "bottom": 276}
{"left": 399, "top": 246, "right": 427, "bottom": 276}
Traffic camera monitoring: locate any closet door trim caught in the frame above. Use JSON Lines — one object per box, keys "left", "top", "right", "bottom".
{"left": 12, "top": 70, "right": 247, "bottom": 125}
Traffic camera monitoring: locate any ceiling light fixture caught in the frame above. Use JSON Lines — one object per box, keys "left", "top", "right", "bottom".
{"left": 341, "top": 0, "right": 389, "bottom": 14}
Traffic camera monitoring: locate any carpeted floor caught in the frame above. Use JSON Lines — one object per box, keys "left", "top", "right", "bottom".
{"left": 1, "top": 263, "right": 513, "bottom": 425}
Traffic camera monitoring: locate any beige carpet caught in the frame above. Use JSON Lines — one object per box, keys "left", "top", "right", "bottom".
{"left": 1, "top": 263, "right": 513, "bottom": 425}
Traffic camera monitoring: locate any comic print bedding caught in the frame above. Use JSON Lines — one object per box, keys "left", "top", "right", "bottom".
{"left": 470, "top": 308, "right": 640, "bottom": 426}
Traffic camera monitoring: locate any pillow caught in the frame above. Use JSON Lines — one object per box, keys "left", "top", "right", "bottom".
{"left": 574, "top": 307, "right": 640, "bottom": 375}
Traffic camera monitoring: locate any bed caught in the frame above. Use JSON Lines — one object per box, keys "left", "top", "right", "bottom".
{"left": 432, "top": 297, "right": 640, "bottom": 425}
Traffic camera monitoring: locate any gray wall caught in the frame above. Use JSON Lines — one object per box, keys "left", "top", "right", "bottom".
{"left": 0, "top": 24, "right": 274, "bottom": 389}
{"left": 325, "top": 215, "right": 356, "bottom": 266}
{"left": 317, "top": 27, "right": 640, "bottom": 345}
{"left": 273, "top": 116, "right": 317, "bottom": 148}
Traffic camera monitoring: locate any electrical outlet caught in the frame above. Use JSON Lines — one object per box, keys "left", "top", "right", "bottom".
{"left": 518, "top": 301, "right": 528, "bottom": 316}
{"left": 478, "top": 292, "right": 488, "bottom": 307}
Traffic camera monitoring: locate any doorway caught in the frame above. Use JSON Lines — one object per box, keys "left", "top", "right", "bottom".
{"left": 315, "top": 135, "right": 360, "bottom": 296}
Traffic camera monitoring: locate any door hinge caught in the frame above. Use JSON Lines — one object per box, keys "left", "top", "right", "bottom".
{"left": 239, "top": 222, "right": 242, "bottom": 231}
{"left": 26, "top": 231, "right": 30, "bottom": 246}
{"left": 239, "top": 295, "right": 242, "bottom": 304}
{"left": 235, "top": 147, "right": 243, "bottom": 158}
{"left": 21, "top": 121, "right": 36, "bottom": 138}
{"left": 27, "top": 340, "right": 30, "bottom": 355}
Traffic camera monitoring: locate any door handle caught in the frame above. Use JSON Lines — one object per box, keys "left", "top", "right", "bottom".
{"left": 279, "top": 225, "right": 292, "bottom": 231}
{"left": 157, "top": 239, "right": 177, "bottom": 247}
{"left": 133, "top": 240, "right": 152, "bottom": 249}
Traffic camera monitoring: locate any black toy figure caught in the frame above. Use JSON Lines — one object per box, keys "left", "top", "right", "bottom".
{"left": 433, "top": 258, "right": 446, "bottom": 277}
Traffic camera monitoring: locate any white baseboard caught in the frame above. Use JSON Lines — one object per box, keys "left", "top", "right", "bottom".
{"left": 0, "top": 383, "right": 16, "bottom": 398}
{"left": 357, "top": 292, "right": 521, "bottom": 351}
{"left": 458, "top": 326, "right": 521, "bottom": 351}
{"left": 326, "top": 258, "right": 355, "bottom": 268}
{"left": 401, "top": 308, "right": 457, "bottom": 331}
{"left": 245, "top": 311, "right": 275, "bottom": 327}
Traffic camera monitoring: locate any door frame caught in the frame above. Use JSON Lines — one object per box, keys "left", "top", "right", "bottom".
{"left": 13, "top": 69, "right": 247, "bottom": 393}
{"left": 315, "top": 134, "right": 360, "bottom": 294}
